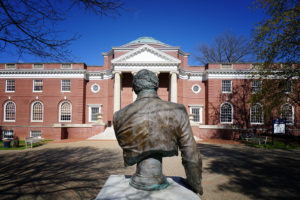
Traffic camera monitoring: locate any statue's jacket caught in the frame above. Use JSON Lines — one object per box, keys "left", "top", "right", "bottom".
{"left": 113, "top": 92, "right": 203, "bottom": 194}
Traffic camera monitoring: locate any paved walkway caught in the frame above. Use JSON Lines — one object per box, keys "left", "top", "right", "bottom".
{"left": 0, "top": 140, "right": 299, "bottom": 200}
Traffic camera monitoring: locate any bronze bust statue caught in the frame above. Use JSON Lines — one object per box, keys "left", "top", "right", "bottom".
{"left": 113, "top": 69, "right": 203, "bottom": 194}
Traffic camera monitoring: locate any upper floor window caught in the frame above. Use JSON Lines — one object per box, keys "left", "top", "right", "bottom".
{"left": 4, "top": 101, "right": 16, "bottom": 122}
{"left": 59, "top": 101, "right": 72, "bottom": 122}
{"left": 220, "top": 102, "right": 233, "bottom": 124}
{"left": 252, "top": 80, "right": 262, "bottom": 93}
{"left": 33, "top": 64, "right": 44, "bottom": 69}
{"left": 191, "top": 84, "right": 201, "bottom": 94}
{"left": 284, "top": 80, "right": 293, "bottom": 93}
{"left": 281, "top": 104, "right": 294, "bottom": 125}
{"left": 61, "top": 64, "right": 72, "bottom": 69}
{"left": 2, "top": 130, "right": 14, "bottom": 139}
{"left": 61, "top": 80, "right": 71, "bottom": 92}
{"left": 250, "top": 103, "right": 263, "bottom": 124}
{"left": 221, "top": 64, "right": 233, "bottom": 69}
{"left": 5, "top": 64, "right": 16, "bottom": 69}
{"left": 31, "top": 101, "right": 43, "bottom": 122}
{"left": 33, "top": 80, "right": 43, "bottom": 92}
{"left": 222, "top": 80, "right": 232, "bottom": 93}
{"left": 6, "top": 80, "right": 15, "bottom": 92}
{"left": 189, "top": 106, "right": 203, "bottom": 123}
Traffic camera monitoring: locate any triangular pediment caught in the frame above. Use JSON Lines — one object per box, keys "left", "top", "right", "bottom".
{"left": 111, "top": 45, "right": 181, "bottom": 64}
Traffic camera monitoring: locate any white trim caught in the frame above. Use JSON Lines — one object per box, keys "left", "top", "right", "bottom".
{"left": 31, "top": 101, "right": 44, "bottom": 122}
{"left": 191, "top": 84, "right": 201, "bottom": 94}
{"left": 250, "top": 103, "right": 264, "bottom": 125}
{"left": 3, "top": 101, "right": 16, "bottom": 122}
{"left": 88, "top": 104, "right": 102, "bottom": 122}
{"left": 91, "top": 83, "right": 100, "bottom": 93}
{"left": 59, "top": 101, "right": 72, "bottom": 122}
{"left": 5, "top": 79, "right": 15, "bottom": 93}
{"left": 220, "top": 102, "right": 233, "bottom": 124}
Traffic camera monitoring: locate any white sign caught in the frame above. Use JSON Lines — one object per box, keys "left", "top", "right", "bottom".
{"left": 274, "top": 123, "right": 285, "bottom": 134}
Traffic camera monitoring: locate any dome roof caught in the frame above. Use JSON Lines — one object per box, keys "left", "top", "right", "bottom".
{"left": 122, "top": 37, "right": 170, "bottom": 47}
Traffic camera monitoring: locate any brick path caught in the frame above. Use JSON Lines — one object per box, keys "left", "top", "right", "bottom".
{"left": 0, "top": 140, "right": 299, "bottom": 200}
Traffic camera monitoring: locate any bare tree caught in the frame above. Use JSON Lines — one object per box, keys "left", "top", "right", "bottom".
{"left": 195, "top": 31, "right": 254, "bottom": 64}
{"left": 0, "top": 0, "right": 123, "bottom": 61}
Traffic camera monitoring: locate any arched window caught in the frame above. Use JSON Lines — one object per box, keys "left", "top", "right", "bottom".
{"left": 281, "top": 104, "right": 294, "bottom": 125}
{"left": 4, "top": 101, "right": 16, "bottom": 121}
{"left": 59, "top": 101, "right": 72, "bottom": 122}
{"left": 220, "top": 103, "right": 233, "bottom": 123}
{"left": 31, "top": 101, "right": 43, "bottom": 122}
{"left": 250, "top": 104, "right": 263, "bottom": 124}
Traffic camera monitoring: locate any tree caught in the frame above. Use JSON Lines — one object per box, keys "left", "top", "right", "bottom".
{"left": 251, "top": 0, "right": 300, "bottom": 122}
{"left": 0, "top": 0, "right": 123, "bottom": 61}
{"left": 195, "top": 31, "right": 254, "bottom": 64}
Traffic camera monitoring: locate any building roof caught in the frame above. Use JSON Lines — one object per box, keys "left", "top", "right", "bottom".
{"left": 121, "top": 37, "right": 171, "bottom": 47}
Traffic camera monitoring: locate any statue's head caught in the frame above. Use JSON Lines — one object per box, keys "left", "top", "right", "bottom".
{"left": 133, "top": 69, "right": 159, "bottom": 95}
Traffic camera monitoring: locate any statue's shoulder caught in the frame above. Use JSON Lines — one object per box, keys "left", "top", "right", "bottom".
{"left": 159, "top": 100, "right": 187, "bottom": 112}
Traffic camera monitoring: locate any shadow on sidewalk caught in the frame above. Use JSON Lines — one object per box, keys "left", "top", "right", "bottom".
{"left": 0, "top": 147, "right": 134, "bottom": 200}
{"left": 198, "top": 143, "right": 300, "bottom": 200}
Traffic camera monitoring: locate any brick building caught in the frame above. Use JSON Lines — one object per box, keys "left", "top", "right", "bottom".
{"left": 1, "top": 37, "right": 299, "bottom": 140}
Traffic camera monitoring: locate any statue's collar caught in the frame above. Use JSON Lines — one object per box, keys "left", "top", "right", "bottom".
{"left": 136, "top": 90, "right": 159, "bottom": 100}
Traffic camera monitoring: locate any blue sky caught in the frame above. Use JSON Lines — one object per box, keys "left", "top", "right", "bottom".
{"left": 0, "top": 0, "right": 265, "bottom": 65}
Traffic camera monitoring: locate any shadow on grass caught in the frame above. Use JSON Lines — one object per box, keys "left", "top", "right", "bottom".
{"left": 0, "top": 147, "right": 134, "bottom": 200}
{"left": 198, "top": 143, "right": 300, "bottom": 200}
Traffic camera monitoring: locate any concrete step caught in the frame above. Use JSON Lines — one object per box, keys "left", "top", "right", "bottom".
{"left": 88, "top": 127, "right": 116, "bottom": 140}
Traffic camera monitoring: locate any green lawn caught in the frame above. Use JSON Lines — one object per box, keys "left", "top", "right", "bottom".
{"left": 0, "top": 140, "right": 52, "bottom": 150}
{"left": 245, "top": 140, "right": 300, "bottom": 150}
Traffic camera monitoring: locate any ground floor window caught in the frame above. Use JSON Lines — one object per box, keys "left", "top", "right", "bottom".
{"left": 30, "top": 130, "right": 42, "bottom": 138}
{"left": 250, "top": 103, "right": 263, "bottom": 124}
{"left": 220, "top": 102, "right": 233, "bottom": 123}
{"left": 2, "top": 130, "right": 14, "bottom": 139}
{"left": 189, "top": 105, "right": 203, "bottom": 123}
{"left": 88, "top": 104, "right": 102, "bottom": 122}
{"left": 281, "top": 104, "right": 294, "bottom": 125}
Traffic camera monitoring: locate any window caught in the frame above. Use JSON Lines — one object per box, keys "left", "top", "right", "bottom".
{"left": 252, "top": 80, "right": 262, "bottom": 93}
{"left": 88, "top": 105, "right": 102, "bottom": 122}
{"left": 91, "top": 84, "right": 100, "bottom": 93}
{"left": 281, "top": 104, "right": 294, "bottom": 125}
{"left": 2, "top": 130, "right": 14, "bottom": 139}
{"left": 4, "top": 101, "right": 16, "bottom": 122}
{"left": 284, "top": 80, "right": 293, "bottom": 93}
{"left": 33, "top": 80, "right": 43, "bottom": 92}
{"left": 222, "top": 80, "right": 232, "bottom": 93}
{"left": 33, "top": 64, "right": 44, "bottom": 69}
{"left": 6, "top": 80, "right": 15, "bottom": 92}
{"left": 61, "top": 80, "right": 71, "bottom": 92}
{"left": 5, "top": 64, "right": 16, "bottom": 69}
{"left": 191, "top": 84, "right": 201, "bottom": 94}
{"left": 31, "top": 101, "right": 43, "bottom": 122}
{"left": 61, "top": 64, "right": 72, "bottom": 69}
{"left": 60, "top": 101, "right": 72, "bottom": 122}
{"left": 250, "top": 104, "right": 263, "bottom": 124}
{"left": 221, "top": 64, "right": 232, "bottom": 69}
{"left": 220, "top": 103, "right": 233, "bottom": 123}
{"left": 30, "top": 130, "right": 42, "bottom": 138}
{"left": 189, "top": 106, "right": 203, "bottom": 123}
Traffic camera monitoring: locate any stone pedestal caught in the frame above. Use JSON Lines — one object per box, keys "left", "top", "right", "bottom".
{"left": 95, "top": 175, "right": 201, "bottom": 200}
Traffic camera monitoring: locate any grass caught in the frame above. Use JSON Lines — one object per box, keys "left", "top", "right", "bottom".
{"left": 245, "top": 140, "right": 300, "bottom": 150}
{"left": 0, "top": 140, "right": 52, "bottom": 150}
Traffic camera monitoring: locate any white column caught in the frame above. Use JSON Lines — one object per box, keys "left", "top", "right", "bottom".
{"left": 132, "top": 71, "right": 137, "bottom": 102}
{"left": 170, "top": 72, "right": 177, "bottom": 103}
{"left": 113, "top": 72, "right": 121, "bottom": 113}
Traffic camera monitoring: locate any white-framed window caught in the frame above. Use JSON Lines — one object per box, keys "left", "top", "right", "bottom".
{"left": 33, "top": 80, "right": 43, "bottom": 92}
{"left": 252, "top": 80, "right": 262, "bottom": 93}
{"left": 250, "top": 103, "right": 263, "bottom": 124}
{"left": 222, "top": 80, "right": 232, "bottom": 93}
{"left": 221, "top": 64, "right": 233, "bottom": 69}
{"left": 91, "top": 83, "right": 100, "bottom": 93}
{"left": 6, "top": 80, "right": 15, "bottom": 92}
{"left": 31, "top": 101, "right": 43, "bottom": 122}
{"left": 189, "top": 105, "right": 203, "bottom": 123}
{"left": 2, "top": 130, "right": 14, "bottom": 139}
{"left": 220, "top": 102, "right": 233, "bottom": 124}
{"left": 5, "top": 64, "right": 16, "bottom": 69}
{"left": 4, "top": 101, "right": 16, "bottom": 122}
{"left": 61, "top": 63, "right": 72, "bottom": 69}
{"left": 191, "top": 84, "right": 201, "bottom": 94}
{"left": 61, "top": 80, "right": 71, "bottom": 92}
{"left": 284, "top": 80, "right": 293, "bottom": 93}
{"left": 281, "top": 104, "right": 294, "bottom": 125}
{"left": 33, "top": 64, "right": 44, "bottom": 69}
{"left": 30, "top": 130, "right": 42, "bottom": 138}
{"left": 88, "top": 104, "right": 102, "bottom": 122}
{"left": 59, "top": 101, "right": 72, "bottom": 122}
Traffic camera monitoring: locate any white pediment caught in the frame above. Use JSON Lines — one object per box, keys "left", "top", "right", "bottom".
{"left": 111, "top": 44, "right": 181, "bottom": 64}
